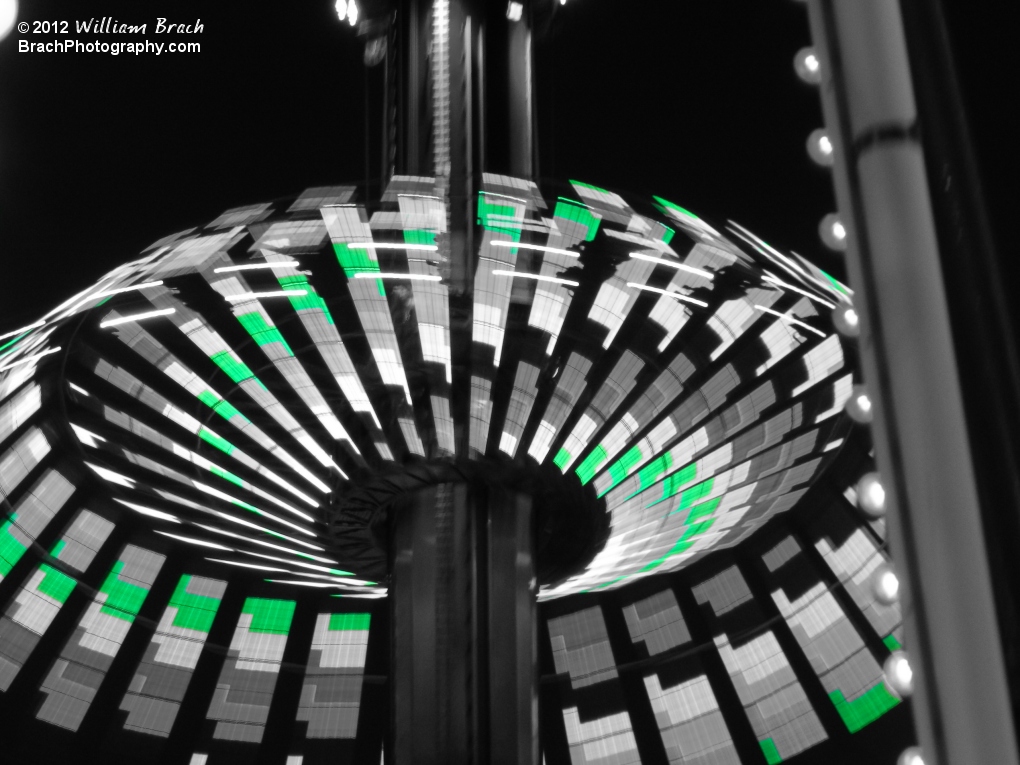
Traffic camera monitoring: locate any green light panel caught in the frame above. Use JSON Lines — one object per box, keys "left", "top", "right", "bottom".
{"left": 297, "top": 612, "right": 371, "bottom": 738}
{"left": 764, "top": 536, "right": 899, "bottom": 732}
{"left": 206, "top": 597, "right": 296, "bottom": 743}
{"left": 36, "top": 545, "right": 165, "bottom": 731}
{"left": 1, "top": 468, "right": 74, "bottom": 585}
{"left": 99, "top": 320, "right": 330, "bottom": 494}
{"left": 120, "top": 575, "right": 227, "bottom": 736}
{"left": 0, "top": 509, "right": 113, "bottom": 691}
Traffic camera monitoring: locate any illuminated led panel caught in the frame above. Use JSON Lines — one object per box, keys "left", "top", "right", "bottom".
{"left": 100, "top": 321, "right": 329, "bottom": 493}
{"left": 0, "top": 427, "right": 51, "bottom": 500}
{"left": 322, "top": 204, "right": 424, "bottom": 454}
{"left": 644, "top": 674, "right": 739, "bottom": 765}
{"left": 585, "top": 361, "right": 742, "bottom": 492}
{"left": 91, "top": 400, "right": 313, "bottom": 526}
{"left": 262, "top": 252, "right": 392, "bottom": 460}
{"left": 562, "top": 707, "right": 641, "bottom": 765}
{"left": 714, "top": 631, "right": 829, "bottom": 763}
{"left": 525, "top": 195, "right": 604, "bottom": 354}
{"left": 287, "top": 186, "right": 356, "bottom": 212}
{"left": 120, "top": 575, "right": 227, "bottom": 736}
{"left": 529, "top": 353, "right": 592, "bottom": 464}
{"left": 498, "top": 362, "right": 540, "bottom": 456}
{"left": 561, "top": 350, "right": 645, "bottom": 475}
{"left": 296, "top": 612, "right": 371, "bottom": 738}
{"left": 791, "top": 335, "right": 844, "bottom": 397}
{"left": 206, "top": 597, "right": 296, "bottom": 743}
{"left": 142, "top": 228, "right": 247, "bottom": 282}
{"left": 89, "top": 438, "right": 314, "bottom": 540}
{"left": 754, "top": 298, "right": 817, "bottom": 376}
{"left": 693, "top": 566, "right": 828, "bottom": 764}
{"left": 644, "top": 245, "right": 727, "bottom": 353}
{"left": 706, "top": 287, "right": 781, "bottom": 362}
{"left": 203, "top": 265, "right": 358, "bottom": 452}
{"left": 249, "top": 219, "right": 327, "bottom": 250}
{"left": 0, "top": 383, "right": 41, "bottom": 447}
{"left": 591, "top": 355, "right": 698, "bottom": 495}
{"left": 1, "top": 468, "right": 74, "bottom": 583}
{"left": 0, "top": 509, "right": 113, "bottom": 690}
{"left": 37, "top": 545, "right": 166, "bottom": 731}
{"left": 389, "top": 188, "right": 454, "bottom": 453}
{"left": 623, "top": 589, "right": 691, "bottom": 655}
{"left": 208, "top": 202, "right": 272, "bottom": 230}
{"left": 133, "top": 289, "right": 341, "bottom": 473}
{"left": 322, "top": 205, "right": 411, "bottom": 396}
{"left": 589, "top": 252, "right": 652, "bottom": 350}
{"left": 470, "top": 187, "right": 527, "bottom": 453}
{"left": 543, "top": 423, "right": 830, "bottom": 599}
{"left": 764, "top": 537, "right": 898, "bottom": 732}
{"left": 91, "top": 358, "right": 319, "bottom": 507}
{"left": 815, "top": 522, "right": 903, "bottom": 647}
{"left": 594, "top": 332, "right": 847, "bottom": 501}
{"left": 547, "top": 606, "right": 617, "bottom": 689}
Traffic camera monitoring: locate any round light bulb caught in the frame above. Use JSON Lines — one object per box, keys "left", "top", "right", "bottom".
{"left": 0, "top": 0, "right": 18, "bottom": 41}
{"left": 898, "top": 746, "right": 924, "bottom": 765}
{"left": 795, "top": 47, "right": 823, "bottom": 84}
{"left": 872, "top": 562, "right": 900, "bottom": 605}
{"left": 884, "top": 651, "right": 914, "bottom": 698}
{"left": 832, "top": 304, "right": 860, "bottom": 337}
{"left": 819, "top": 213, "right": 848, "bottom": 251}
{"left": 857, "top": 472, "right": 886, "bottom": 517}
{"left": 807, "top": 128, "right": 835, "bottom": 167}
{"left": 845, "top": 384, "right": 873, "bottom": 423}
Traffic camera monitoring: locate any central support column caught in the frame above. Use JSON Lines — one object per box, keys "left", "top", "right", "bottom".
{"left": 390, "top": 482, "right": 536, "bottom": 765}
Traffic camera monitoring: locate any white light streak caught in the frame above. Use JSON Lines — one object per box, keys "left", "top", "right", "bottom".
{"left": 205, "top": 558, "right": 290, "bottom": 573}
{"left": 114, "top": 499, "right": 179, "bottom": 523}
{"left": 626, "top": 282, "right": 709, "bottom": 307}
{"left": 0, "top": 346, "right": 61, "bottom": 372}
{"left": 491, "top": 241, "right": 579, "bottom": 257}
{"left": 628, "top": 252, "right": 714, "bottom": 279}
{"left": 155, "top": 531, "right": 232, "bottom": 550}
{"left": 193, "top": 523, "right": 335, "bottom": 562}
{"left": 762, "top": 274, "right": 837, "bottom": 309}
{"left": 346, "top": 242, "right": 439, "bottom": 251}
{"left": 223, "top": 290, "right": 308, "bottom": 301}
{"left": 213, "top": 261, "right": 299, "bottom": 273}
{"left": 100, "top": 308, "right": 176, "bottom": 328}
{"left": 0, "top": 320, "right": 45, "bottom": 342}
{"left": 754, "top": 305, "right": 827, "bottom": 338}
{"left": 262, "top": 580, "right": 371, "bottom": 589}
{"left": 352, "top": 272, "right": 442, "bottom": 282}
{"left": 491, "top": 270, "right": 578, "bottom": 287}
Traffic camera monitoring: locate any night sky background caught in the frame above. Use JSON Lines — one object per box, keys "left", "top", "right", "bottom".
{"left": 0, "top": 0, "right": 1011, "bottom": 333}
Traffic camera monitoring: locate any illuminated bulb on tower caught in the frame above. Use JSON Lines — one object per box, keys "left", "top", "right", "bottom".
{"left": 898, "top": 747, "right": 925, "bottom": 765}
{"left": 872, "top": 562, "right": 900, "bottom": 605}
{"left": 832, "top": 304, "right": 860, "bottom": 337}
{"left": 857, "top": 472, "right": 886, "bottom": 517}
{"left": 884, "top": 651, "right": 914, "bottom": 697}
{"left": 807, "top": 128, "right": 835, "bottom": 166}
{"left": 794, "top": 47, "right": 823, "bottom": 84}
{"left": 0, "top": 0, "right": 16, "bottom": 41}
{"left": 845, "top": 384, "right": 873, "bottom": 423}
{"left": 819, "top": 213, "right": 847, "bottom": 251}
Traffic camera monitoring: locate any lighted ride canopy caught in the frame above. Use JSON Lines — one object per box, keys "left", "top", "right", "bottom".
{"left": 0, "top": 0, "right": 901, "bottom": 762}
{"left": 0, "top": 172, "right": 864, "bottom": 753}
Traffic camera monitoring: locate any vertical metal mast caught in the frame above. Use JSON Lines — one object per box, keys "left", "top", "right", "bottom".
{"left": 804, "top": 0, "right": 1020, "bottom": 763}
{"left": 387, "top": 1, "right": 539, "bottom": 763}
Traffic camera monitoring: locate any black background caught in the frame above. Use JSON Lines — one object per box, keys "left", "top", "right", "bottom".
{"left": 0, "top": 0, "right": 1011, "bottom": 332}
